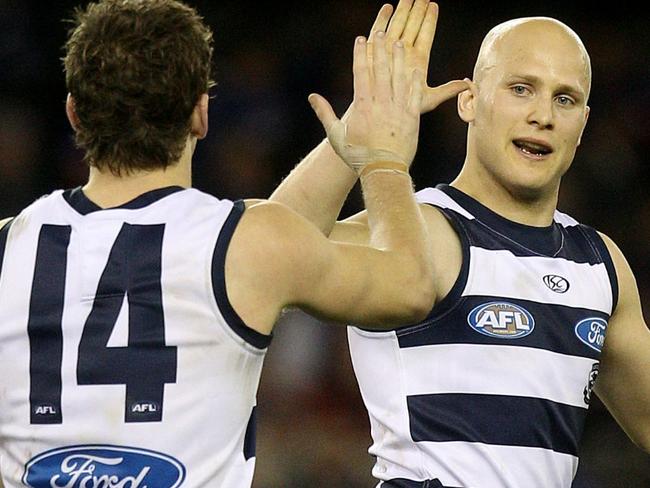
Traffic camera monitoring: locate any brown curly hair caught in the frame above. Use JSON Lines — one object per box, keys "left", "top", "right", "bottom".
{"left": 63, "top": 0, "right": 215, "bottom": 175}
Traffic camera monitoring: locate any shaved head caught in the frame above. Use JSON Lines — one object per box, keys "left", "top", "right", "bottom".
{"left": 473, "top": 17, "right": 591, "bottom": 99}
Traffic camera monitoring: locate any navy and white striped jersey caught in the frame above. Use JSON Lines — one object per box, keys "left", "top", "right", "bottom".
{"left": 348, "top": 184, "right": 617, "bottom": 488}
{"left": 0, "top": 187, "right": 269, "bottom": 488}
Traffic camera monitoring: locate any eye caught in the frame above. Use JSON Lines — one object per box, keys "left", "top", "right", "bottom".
{"left": 556, "top": 95, "right": 575, "bottom": 106}
{"left": 511, "top": 85, "right": 531, "bottom": 96}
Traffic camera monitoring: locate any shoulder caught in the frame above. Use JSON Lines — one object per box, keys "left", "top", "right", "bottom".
{"left": 0, "top": 218, "right": 12, "bottom": 231}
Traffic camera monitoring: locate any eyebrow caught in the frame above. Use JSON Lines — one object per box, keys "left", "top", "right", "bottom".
{"left": 506, "top": 74, "right": 585, "bottom": 100}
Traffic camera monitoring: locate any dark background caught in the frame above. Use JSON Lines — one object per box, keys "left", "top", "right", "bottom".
{"left": 1, "top": 0, "right": 649, "bottom": 486}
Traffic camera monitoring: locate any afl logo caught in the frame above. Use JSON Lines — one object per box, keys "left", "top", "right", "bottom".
{"left": 467, "top": 302, "right": 535, "bottom": 339}
{"left": 543, "top": 274, "right": 570, "bottom": 293}
{"left": 575, "top": 317, "right": 607, "bottom": 352}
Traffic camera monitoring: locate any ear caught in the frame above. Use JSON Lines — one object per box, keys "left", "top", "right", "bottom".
{"left": 577, "top": 105, "right": 590, "bottom": 146}
{"left": 66, "top": 94, "right": 80, "bottom": 131}
{"left": 457, "top": 80, "right": 477, "bottom": 123}
{"left": 190, "top": 94, "right": 209, "bottom": 140}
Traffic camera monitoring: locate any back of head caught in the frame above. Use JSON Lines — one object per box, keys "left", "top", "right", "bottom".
{"left": 64, "top": 0, "right": 214, "bottom": 175}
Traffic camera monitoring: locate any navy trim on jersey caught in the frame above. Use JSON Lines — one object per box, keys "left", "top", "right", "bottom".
{"left": 211, "top": 200, "right": 272, "bottom": 349}
{"left": 578, "top": 226, "right": 619, "bottom": 312}
{"left": 382, "top": 479, "right": 461, "bottom": 488}
{"left": 398, "top": 296, "right": 607, "bottom": 360}
{"left": 437, "top": 185, "right": 565, "bottom": 258}
{"left": 63, "top": 186, "right": 185, "bottom": 215}
{"left": 407, "top": 392, "right": 585, "bottom": 456}
{"left": 421, "top": 205, "right": 470, "bottom": 322}
{"left": 244, "top": 406, "right": 257, "bottom": 460}
{"left": 0, "top": 218, "right": 15, "bottom": 279}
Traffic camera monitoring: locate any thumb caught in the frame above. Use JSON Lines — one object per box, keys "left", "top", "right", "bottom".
{"left": 308, "top": 93, "right": 338, "bottom": 134}
{"left": 420, "top": 79, "right": 471, "bottom": 114}
{"left": 308, "top": 93, "right": 346, "bottom": 151}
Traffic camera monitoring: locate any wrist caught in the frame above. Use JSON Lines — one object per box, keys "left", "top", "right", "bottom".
{"left": 359, "top": 161, "right": 410, "bottom": 179}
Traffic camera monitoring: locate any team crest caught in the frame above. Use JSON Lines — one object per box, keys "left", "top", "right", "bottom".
{"left": 584, "top": 363, "right": 600, "bottom": 405}
{"left": 467, "top": 301, "right": 535, "bottom": 339}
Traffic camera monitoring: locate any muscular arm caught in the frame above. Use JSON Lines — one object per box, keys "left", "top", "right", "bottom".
{"left": 594, "top": 233, "right": 650, "bottom": 453}
{"left": 226, "top": 169, "right": 433, "bottom": 334}
{"left": 270, "top": 0, "right": 468, "bottom": 236}
{"left": 226, "top": 17, "right": 435, "bottom": 334}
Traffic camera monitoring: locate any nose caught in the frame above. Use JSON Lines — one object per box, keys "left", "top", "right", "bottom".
{"left": 527, "top": 97, "right": 554, "bottom": 130}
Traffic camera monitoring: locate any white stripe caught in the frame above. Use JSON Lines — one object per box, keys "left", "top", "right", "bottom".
{"left": 464, "top": 247, "right": 612, "bottom": 314}
{"left": 402, "top": 343, "right": 593, "bottom": 408}
{"left": 553, "top": 210, "right": 579, "bottom": 228}
{"left": 416, "top": 188, "right": 475, "bottom": 220}
{"left": 377, "top": 440, "right": 577, "bottom": 488}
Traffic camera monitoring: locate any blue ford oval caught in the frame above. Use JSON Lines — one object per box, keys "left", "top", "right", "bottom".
{"left": 575, "top": 317, "right": 608, "bottom": 352}
{"left": 23, "top": 445, "right": 186, "bottom": 488}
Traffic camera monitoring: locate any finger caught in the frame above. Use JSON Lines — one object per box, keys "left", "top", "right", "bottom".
{"left": 392, "top": 41, "right": 407, "bottom": 104}
{"left": 367, "top": 4, "right": 393, "bottom": 44}
{"left": 385, "top": 0, "right": 414, "bottom": 43}
{"left": 420, "top": 79, "right": 471, "bottom": 113}
{"left": 414, "top": 2, "right": 438, "bottom": 63}
{"left": 353, "top": 36, "right": 371, "bottom": 107}
{"left": 308, "top": 93, "right": 339, "bottom": 134}
{"left": 373, "top": 31, "right": 391, "bottom": 102}
{"left": 407, "top": 69, "right": 425, "bottom": 116}
{"left": 402, "top": 0, "right": 429, "bottom": 46}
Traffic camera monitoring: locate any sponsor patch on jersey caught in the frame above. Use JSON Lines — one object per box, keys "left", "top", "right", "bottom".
{"left": 574, "top": 317, "right": 607, "bottom": 352}
{"left": 543, "top": 274, "right": 570, "bottom": 293}
{"left": 23, "top": 445, "right": 185, "bottom": 488}
{"left": 467, "top": 301, "right": 535, "bottom": 339}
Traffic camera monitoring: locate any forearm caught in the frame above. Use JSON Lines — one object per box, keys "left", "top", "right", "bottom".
{"left": 269, "top": 139, "right": 357, "bottom": 236}
{"left": 360, "top": 165, "right": 434, "bottom": 315}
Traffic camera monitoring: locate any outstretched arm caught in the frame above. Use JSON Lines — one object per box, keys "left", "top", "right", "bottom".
{"left": 226, "top": 27, "right": 434, "bottom": 333}
{"left": 595, "top": 233, "right": 650, "bottom": 453}
{"left": 270, "top": 0, "right": 468, "bottom": 236}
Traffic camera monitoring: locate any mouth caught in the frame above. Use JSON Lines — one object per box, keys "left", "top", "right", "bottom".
{"left": 512, "top": 139, "right": 553, "bottom": 159}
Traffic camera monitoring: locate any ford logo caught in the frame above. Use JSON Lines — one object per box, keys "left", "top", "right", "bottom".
{"left": 575, "top": 317, "right": 608, "bottom": 352}
{"left": 467, "top": 301, "right": 535, "bottom": 339}
{"left": 23, "top": 445, "right": 185, "bottom": 488}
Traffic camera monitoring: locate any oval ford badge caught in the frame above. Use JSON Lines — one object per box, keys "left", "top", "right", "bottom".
{"left": 575, "top": 317, "right": 608, "bottom": 352}
{"left": 23, "top": 445, "right": 185, "bottom": 488}
{"left": 467, "top": 301, "right": 535, "bottom": 339}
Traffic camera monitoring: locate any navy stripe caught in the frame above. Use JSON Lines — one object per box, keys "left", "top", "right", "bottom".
{"left": 0, "top": 218, "right": 14, "bottom": 279}
{"left": 244, "top": 406, "right": 257, "bottom": 460}
{"left": 382, "top": 479, "right": 459, "bottom": 488}
{"left": 211, "top": 200, "right": 272, "bottom": 349}
{"left": 398, "top": 296, "right": 607, "bottom": 360}
{"left": 434, "top": 185, "right": 603, "bottom": 265}
{"left": 63, "top": 186, "right": 185, "bottom": 215}
{"left": 408, "top": 393, "right": 586, "bottom": 455}
{"left": 28, "top": 225, "right": 72, "bottom": 424}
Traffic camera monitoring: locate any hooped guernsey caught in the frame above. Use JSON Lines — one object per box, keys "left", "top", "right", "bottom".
{"left": 348, "top": 184, "right": 617, "bottom": 488}
{"left": 0, "top": 187, "right": 270, "bottom": 488}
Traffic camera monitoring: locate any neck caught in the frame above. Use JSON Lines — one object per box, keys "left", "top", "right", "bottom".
{"left": 82, "top": 139, "right": 193, "bottom": 209}
{"left": 451, "top": 164, "right": 559, "bottom": 227}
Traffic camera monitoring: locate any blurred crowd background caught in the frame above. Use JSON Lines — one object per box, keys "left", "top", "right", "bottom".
{"left": 1, "top": 0, "right": 649, "bottom": 486}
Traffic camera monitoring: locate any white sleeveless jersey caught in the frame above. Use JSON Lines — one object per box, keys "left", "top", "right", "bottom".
{"left": 348, "top": 185, "right": 617, "bottom": 488}
{"left": 0, "top": 187, "right": 270, "bottom": 488}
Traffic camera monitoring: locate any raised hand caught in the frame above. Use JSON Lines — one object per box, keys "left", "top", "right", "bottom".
{"left": 368, "top": 0, "right": 469, "bottom": 113}
{"left": 309, "top": 31, "right": 423, "bottom": 173}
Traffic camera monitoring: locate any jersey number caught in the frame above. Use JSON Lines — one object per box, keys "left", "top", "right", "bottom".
{"left": 28, "top": 224, "right": 177, "bottom": 424}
